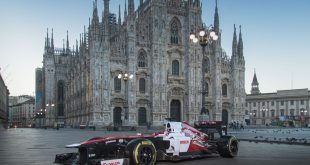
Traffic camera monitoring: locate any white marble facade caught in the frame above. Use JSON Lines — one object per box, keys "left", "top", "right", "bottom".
{"left": 42, "top": 0, "right": 245, "bottom": 127}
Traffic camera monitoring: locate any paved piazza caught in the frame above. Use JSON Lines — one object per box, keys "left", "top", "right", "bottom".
{"left": 0, "top": 128, "right": 310, "bottom": 165}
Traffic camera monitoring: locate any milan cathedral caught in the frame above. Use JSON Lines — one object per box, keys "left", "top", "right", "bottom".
{"left": 41, "top": 0, "right": 245, "bottom": 127}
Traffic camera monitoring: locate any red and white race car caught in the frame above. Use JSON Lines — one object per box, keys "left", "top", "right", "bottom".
{"left": 55, "top": 121, "right": 238, "bottom": 165}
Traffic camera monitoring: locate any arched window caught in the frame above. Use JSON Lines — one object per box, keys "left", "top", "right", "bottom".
{"left": 172, "top": 60, "right": 179, "bottom": 76}
{"left": 114, "top": 77, "right": 121, "bottom": 92}
{"left": 139, "top": 78, "right": 146, "bottom": 93}
{"left": 170, "top": 18, "right": 181, "bottom": 44}
{"left": 138, "top": 51, "right": 147, "bottom": 67}
{"left": 222, "top": 84, "right": 227, "bottom": 97}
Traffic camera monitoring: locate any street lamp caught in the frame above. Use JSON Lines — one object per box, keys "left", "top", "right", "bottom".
{"left": 260, "top": 107, "right": 269, "bottom": 125}
{"left": 301, "top": 110, "right": 308, "bottom": 114}
{"left": 35, "top": 110, "right": 44, "bottom": 128}
{"left": 46, "top": 103, "right": 55, "bottom": 128}
{"left": 118, "top": 72, "right": 134, "bottom": 124}
{"left": 249, "top": 111, "right": 256, "bottom": 125}
{"left": 300, "top": 109, "right": 308, "bottom": 127}
{"left": 259, "top": 107, "right": 269, "bottom": 115}
{"left": 249, "top": 112, "right": 256, "bottom": 116}
{"left": 190, "top": 24, "right": 218, "bottom": 118}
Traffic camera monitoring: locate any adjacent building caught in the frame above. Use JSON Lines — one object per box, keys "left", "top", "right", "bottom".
{"left": 35, "top": 68, "right": 43, "bottom": 115}
{"left": 0, "top": 73, "right": 9, "bottom": 128}
{"left": 245, "top": 73, "right": 310, "bottom": 127}
{"left": 41, "top": 0, "right": 246, "bottom": 127}
{"left": 9, "top": 95, "right": 35, "bottom": 127}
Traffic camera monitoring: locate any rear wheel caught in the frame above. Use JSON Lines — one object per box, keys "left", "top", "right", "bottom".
{"left": 217, "top": 136, "right": 238, "bottom": 158}
{"left": 54, "top": 153, "right": 78, "bottom": 164}
{"left": 78, "top": 147, "right": 88, "bottom": 164}
{"left": 126, "top": 139, "right": 157, "bottom": 165}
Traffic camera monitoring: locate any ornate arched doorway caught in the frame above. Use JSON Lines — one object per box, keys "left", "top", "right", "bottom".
{"left": 170, "top": 100, "right": 181, "bottom": 122}
{"left": 138, "top": 107, "right": 147, "bottom": 126}
{"left": 113, "top": 107, "right": 122, "bottom": 126}
{"left": 222, "top": 109, "right": 228, "bottom": 125}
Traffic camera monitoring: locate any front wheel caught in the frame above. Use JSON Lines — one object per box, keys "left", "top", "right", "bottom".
{"left": 217, "top": 136, "right": 238, "bottom": 158}
{"left": 126, "top": 139, "right": 157, "bottom": 165}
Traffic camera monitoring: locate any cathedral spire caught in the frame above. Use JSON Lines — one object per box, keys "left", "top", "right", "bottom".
{"left": 93, "top": 0, "right": 97, "bottom": 10}
{"left": 103, "top": 0, "right": 110, "bottom": 39}
{"left": 140, "top": 0, "right": 143, "bottom": 7}
{"left": 232, "top": 24, "right": 237, "bottom": 57}
{"left": 90, "top": 0, "right": 99, "bottom": 41}
{"left": 51, "top": 28, "right": 54, "bottom": 51}
{"left": 118, "top": 4, "right": 122, "bottom": 32}
{"left": 89, "top": 17, "right": 91, "bottom": 27}
{"left": 72, "top": 44, "right": 75, "bottom": 54}
{"left": 92, "top": 0, "right": 99, "bottom": 26}
{"left": 44, "top": 38, "right": 47, "bottom": 50}
{"left": 251, "top": 70, "right": 260, "bottom": 94}
{"left": 76, "top": 40, "right": 79, "bottom": 55}
{"left": 214, "top": 0, "right": 219, "bottom": 34}
{"left": 118, "top": 4, "right": 121, "bottom": 25}
{"left": 194, "top": 0, "right": 200, "bottom": 7}
{"left": 238, "top": 25, "right": 244, "bottom": 59}
{"left": 128, "top": 0, "right": 134, "bottom": 16}
{"left": 46, "top": 28, "right": 49, "bottom": 48}
{"left": 62, "top": 39, "right": 65, "bottom": 53}
{"left": 66, "top": 30, "right": 70, "bottom": 53}
{"left": 80, "top": 34, "right": 82, "bottom": 47}
{"left": 124, "top": 0, "right": 128, "bottom": 18}
{"left": 84, "top": 25, "right": 87, "bottom": 44}
{"left": 82, "top": 33, "right": 84, "bottom": 47}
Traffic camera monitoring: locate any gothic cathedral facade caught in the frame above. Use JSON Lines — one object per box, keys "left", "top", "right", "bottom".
{"left": 42, "top": 0, "right": 245, "bottom": 127}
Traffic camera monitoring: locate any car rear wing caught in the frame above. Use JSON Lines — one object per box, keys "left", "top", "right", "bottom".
{"left": 194, "top": 121, "right": 228, "bottom": 138}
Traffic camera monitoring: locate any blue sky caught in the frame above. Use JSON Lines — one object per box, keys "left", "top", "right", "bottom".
{"left": 0, "top": 0, "right": 310, "bottom": 96}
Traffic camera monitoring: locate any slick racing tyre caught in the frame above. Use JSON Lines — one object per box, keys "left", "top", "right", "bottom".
{"left": 217, "top": 136, "right": 238, "bottom": 158}
{"left": 54, "top": 153, "right": 78, "bottom": 164}
{"left": 126, "top": 139, "right": 157, "bottom": 165}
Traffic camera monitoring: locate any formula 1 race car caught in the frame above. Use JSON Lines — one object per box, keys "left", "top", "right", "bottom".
{"left": 55, "top": 121, "right": 238, "bottom": 165}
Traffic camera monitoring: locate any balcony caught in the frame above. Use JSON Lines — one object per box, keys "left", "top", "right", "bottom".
{"left": 167, "top": 75, "right": 185, "bottom": 84}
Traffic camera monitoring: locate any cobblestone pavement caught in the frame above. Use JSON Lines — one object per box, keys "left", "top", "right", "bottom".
{"left": 229, "top": 127, "right": 310, "bottom": 145}
{"left": 0, "top": 127, "right": 310, "bottom": 165}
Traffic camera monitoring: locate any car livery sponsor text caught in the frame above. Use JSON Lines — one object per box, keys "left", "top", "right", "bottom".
{"left": 101, "top": 159, "right": 124, "bottom": 165}
{"left": 180, "top": 140, "right": 189, "bottom": 144}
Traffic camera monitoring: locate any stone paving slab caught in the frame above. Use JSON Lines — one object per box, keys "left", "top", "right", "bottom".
{"left": 228, "top": 128, "right": 310, "bottom": 145}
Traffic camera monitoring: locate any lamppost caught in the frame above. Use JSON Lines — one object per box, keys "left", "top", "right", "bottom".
{"left": 118, "top": 72, "right": 134, "bottom": 125}
{"left": 190, "top": 24, "right": 218, "bottom": 120}
{"left": 249, "top": 112, "right": 256, "bottom": 125}
{"left": 46, "top": 103, "right": 55, "bottom": 128}
{"left": 300, "top": 109, "right": 308, "bottom": 127}
{"left": 260, "top": 107, "right": 269, "bottom": 125}
{"left": 36, "top": 109, "right": 44, "bottom": 128}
